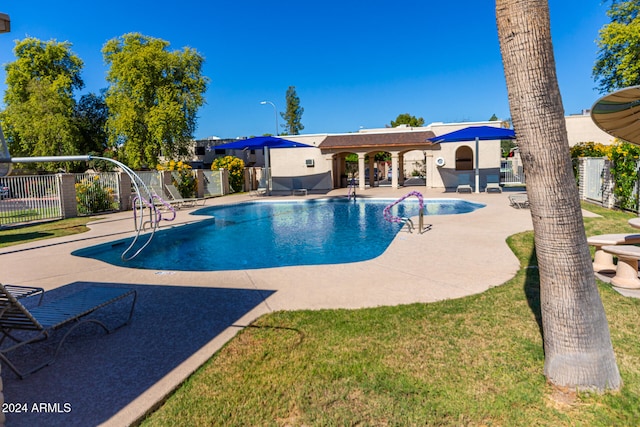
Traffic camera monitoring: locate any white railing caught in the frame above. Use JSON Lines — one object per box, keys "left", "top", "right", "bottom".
{"left": 383, "top": 191, "right": 426, "bottom": 234}
{"left": 501, "top": 159, "right": 526, "bottom": 185}
{"left": 0, "top": 175, "right": 62, "bottom": 226}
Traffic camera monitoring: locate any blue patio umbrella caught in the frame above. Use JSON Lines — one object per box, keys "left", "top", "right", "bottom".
{"left": 427, "top": 126, "right": 516, "bottom": 193}
{"left": 212, "top": 135, "right": 313, "bottom": 150}
{"left": 211, "top": 136, "right": 313, "bottom": 195}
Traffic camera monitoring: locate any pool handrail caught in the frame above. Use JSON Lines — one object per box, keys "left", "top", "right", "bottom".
{"left": 131, "top": 194, "right": 176, "bottom": 231}
{"left": 347, "top": 177, "right": 356, "bottom": 201}
{"left": 383, "top": 191, "right": 426, "bottom": 234}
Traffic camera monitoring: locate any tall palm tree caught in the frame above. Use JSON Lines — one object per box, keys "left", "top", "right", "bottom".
{"left": 496, "top": 0, "right": 621, "bottom": 391}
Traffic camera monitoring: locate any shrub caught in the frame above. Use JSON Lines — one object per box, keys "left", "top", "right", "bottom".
{"left": 570, "top": 141, "right": 640, "bottom": 211}
{"left": 608, "top": 142, "right": 640, "bottom": 211}
{"left": 211, "top": 156, "right": 245, "bottom": 192}
{"left": 570, "top": 141, "right": 611, "bottom": 158}
{"left": 75, "top": 176, "right": 116, "bottom": 214}
{"left": 157, "top": 160, "right": 196, "bottom": 198}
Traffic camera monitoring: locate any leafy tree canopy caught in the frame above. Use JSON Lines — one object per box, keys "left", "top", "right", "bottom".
{"left": 1, "top": 38, "right": 84, "bottom": 171}
{"left": 390, "top": 113, "right": 425, "bottom": 128}
{"left": 102, "top": 33, "right": 208, "bottom": 169}
{"left": 280, "top": 86, "right": 304, "bottom": 135}
{"left": 593, "top": 0, "right": 640, "bottom": 93}
{"left": 75, "top": 91, "right": 110, "bottom": 155}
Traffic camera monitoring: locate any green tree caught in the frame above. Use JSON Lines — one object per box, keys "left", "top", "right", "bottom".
{"left": 280, "top": 86, "right": 304, "bottom": 135}
{"left": 390, "top": 113, "right": 425, "bottom": 127}
{"left": 2, "top": 37, "right": 83, "bottom": 171}
{"left": 75, "top": 91, "right": 111, "bottom": 163}
{"left": 497, "top": 0, "right": 621, "bottom": 391}
{"left": 593, "top": 0, "right": 640, "bottom": 93}
{"left": 102, "top": 33, "right": 208, "bottom": 169}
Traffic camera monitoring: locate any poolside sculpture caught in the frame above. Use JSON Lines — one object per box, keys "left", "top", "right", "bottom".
{"left": 0, "top": 126, "right": 169, "bottom": 260}
{"left": 383, "top": 190, "right": 427, "bottom": 234}
{"left": 0, "top": 10, "right": 173, "bottom": 261}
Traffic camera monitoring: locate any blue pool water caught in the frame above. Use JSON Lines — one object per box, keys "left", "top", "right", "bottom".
{"left": 72, "top": 198, "right": 484, "bottom": 271}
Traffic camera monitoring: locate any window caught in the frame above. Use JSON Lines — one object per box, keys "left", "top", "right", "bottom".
{"left": 455, "top": 146, "right": 473, "bottom": 171}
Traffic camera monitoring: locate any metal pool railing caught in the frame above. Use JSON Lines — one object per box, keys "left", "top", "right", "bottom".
{"left": 383, "top": 190, "right": 426, "bottom": 234}
{"left": 347, "top": 177, "right": 357, "bottom": 201}
{"left": 0, "top": 174, "right": 63, "bottom": 226}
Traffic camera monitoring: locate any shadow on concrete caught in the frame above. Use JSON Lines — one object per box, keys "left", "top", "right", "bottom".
{"left": 2, "top": 281, "right": 274, "bottom": 427}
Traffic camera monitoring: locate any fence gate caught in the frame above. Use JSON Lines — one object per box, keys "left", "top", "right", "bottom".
{"left": 0, "top": 175, "right": 62, "bottom": 227}
{"left": 584, "top": 158, "right": 605, "bottom": 203}
{"left": 202, "top": 170, "right": 225, "bottom": 197}
{"left": 500, "top": 158, "right": 526, "bottom": 185}
{"left": 74, "top": 173, "right": 121, "bottom": 215}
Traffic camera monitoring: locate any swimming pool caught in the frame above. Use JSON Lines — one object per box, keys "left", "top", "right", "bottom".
{"left": 73, "top": 198, "right": 485, "bottom": 271}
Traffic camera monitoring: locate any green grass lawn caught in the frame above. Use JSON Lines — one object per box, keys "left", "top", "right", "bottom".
{"left": 0, "top": 217, "right": 95, "bottom": 248}
{"left": 140, "top": 202, "right": 640, "bottom": 426}
{"left": 2, "top": 204, "right": 639, "bottom": 425}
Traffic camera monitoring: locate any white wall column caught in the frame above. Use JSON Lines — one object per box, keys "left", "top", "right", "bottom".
{"left": 358, "top": 153, "right": 366, "bottom": 190}
{"left": 391, "top": 153, "right": 399, "bottom": 189}
{"left": 423, "top": 151, "right": 430, "bottom": 189}
{"left": 368, "top": 156, "right": 376, "bottom": 187}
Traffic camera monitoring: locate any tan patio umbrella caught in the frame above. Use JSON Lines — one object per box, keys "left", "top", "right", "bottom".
{"left": 591, "top": 85, "right": 640, "bottom": 145}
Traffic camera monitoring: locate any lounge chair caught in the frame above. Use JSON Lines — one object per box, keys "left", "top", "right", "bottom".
{"left": 251, "top": 178, "right": 268, "bottom": 197}
{"left": 485, "top": 174, "right": 502, "bottom": 193}
{"left": 456, "top": 174, "right": 473, "bottom": 193}
{"left": 0, "top": 284, "right": 137, "bottom": 379}
{"left": 165, "top": 184, "right": 205, "bottom": 208}
{"left": 508, "top": 194, "right": 529, "bottom": 209}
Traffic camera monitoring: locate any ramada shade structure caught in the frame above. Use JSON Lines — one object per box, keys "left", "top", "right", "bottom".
{"left": 212, "top": 136, "right": 313, "bottom": 195}
{"left": 427, "top": 126, "right": 516, "bottom": 193}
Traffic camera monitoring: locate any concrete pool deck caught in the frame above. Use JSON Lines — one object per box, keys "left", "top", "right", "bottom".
{"left": 0, "top": 187, "right": 537, "bottom": 426}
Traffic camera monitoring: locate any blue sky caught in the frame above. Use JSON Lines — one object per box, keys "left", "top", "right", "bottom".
{"left": 0, "top": 1, "right": 609, "bottom": 139}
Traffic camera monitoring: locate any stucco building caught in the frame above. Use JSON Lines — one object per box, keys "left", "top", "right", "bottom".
{"left": 194, "top": 114, "right": 614, "bottom": 193}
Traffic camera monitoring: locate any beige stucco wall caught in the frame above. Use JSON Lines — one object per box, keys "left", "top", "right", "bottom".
{"left": 423, "top": 121, "right": 504, "bottom": 190}
{"left": 270, "top": 147, "right": 332, "bottom": 177}
{"left": 565, "top": 114, "right": 616, "bottom": 146}
{"left": 264, "top": 115, "right": 613, "bottom": 191}
{"left": 269, "top": 135, "right": 331, "bottom": 178}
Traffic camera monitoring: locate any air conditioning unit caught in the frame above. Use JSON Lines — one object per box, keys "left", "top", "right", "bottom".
{"left": 305, "top": 159, "right": 315, "bottom": 167}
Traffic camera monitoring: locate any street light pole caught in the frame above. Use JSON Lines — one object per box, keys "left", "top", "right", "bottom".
{"left": 260, "top": 100, "right": 278, "bottom": 136}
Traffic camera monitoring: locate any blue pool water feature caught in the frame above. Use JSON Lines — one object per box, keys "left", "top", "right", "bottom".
{"left": 72, "top": 198, "right": 485, "bottom": 271}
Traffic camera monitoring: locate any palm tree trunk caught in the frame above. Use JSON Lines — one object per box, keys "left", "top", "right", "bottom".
{"left": 496, "top": 0, "right": 621, "bottom": 391}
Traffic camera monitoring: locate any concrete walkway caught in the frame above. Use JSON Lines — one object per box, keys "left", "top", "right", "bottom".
{"left": 0, "top": 187, "right": 535, "bottom": 426}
